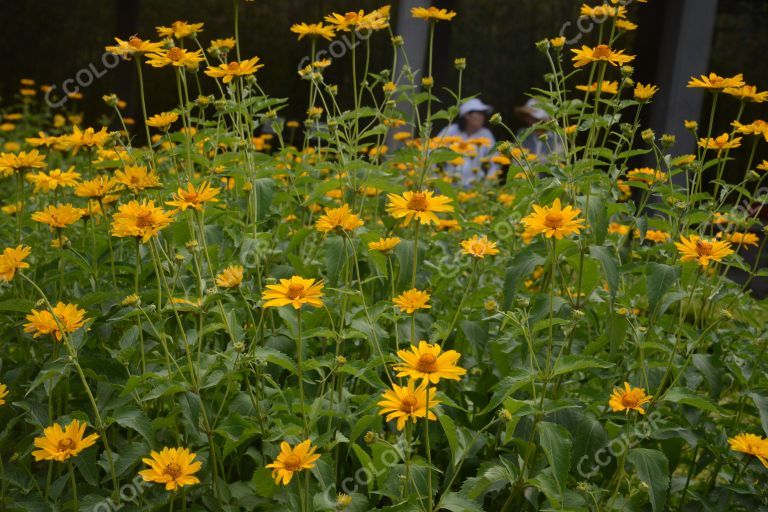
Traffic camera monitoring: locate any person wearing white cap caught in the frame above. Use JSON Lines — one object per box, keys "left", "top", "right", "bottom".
{"left": 436, "top": 98, "right": 498, "bottom": 187}
{"left": 514, "top": 98, "right": 562, "bottom": 160}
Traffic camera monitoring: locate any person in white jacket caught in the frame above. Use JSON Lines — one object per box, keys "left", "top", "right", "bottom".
{"left": 437, "top": 98, "right": 498, "bottom": 187}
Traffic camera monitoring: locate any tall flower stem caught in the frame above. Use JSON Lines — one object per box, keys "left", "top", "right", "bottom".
{"left": 297, "top": 309, "right": 309, "bottom": 437}
{"left": 134, "top": 59, "right": 156, "bottom": 168}
{"left": 424, "top": 385, "right": 433, "bottom": 512}
{"left": 68, "top": 461, "right": 78, "bottom": 511}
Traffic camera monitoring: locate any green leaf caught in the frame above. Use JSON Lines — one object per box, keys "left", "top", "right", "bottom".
{"left": 663, "top": 388, "right": 725, "bottom": 415}
{"left": 589, "top": 245, "right": 618, "bottom": 299}
{"left": 437, "top": 413, "right": 459, "bottom": 465}
{"left": 627, "top": 448, "right": 669, "bottom": 512}
{"left": 112, "top": 405, "right": 154, "bottom": 445}
{"left": 537, "top": 422, "right": 572, "bottom": 496}
{"left": 588, "top": 196, "right": 608, "bottom": 245}
{"left": 324, "top": 236, "right": 346, "bottom": 285}
{"left": 502, "top": 250, "right": 545, "bottom": 309}
{"left": 439, "top": 492, "right": 483, "bottom": 512}
{"left": 749, "top": 393, "right": 768, "bottom": 434}
{"left": 646, "top": 263, "right": 679, "bottom": 313}
{"left": 550, "top": 355, "right": 613, "bottom": 378}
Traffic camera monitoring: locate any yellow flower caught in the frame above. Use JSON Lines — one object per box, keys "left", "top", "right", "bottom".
{"left": 460, "top": 234, "right": 499, "bottom": 258}
{"left": 262, "top": 276, "right": 324, "bottom": 309}
{"left": 315, "top": 204, "right": 364, "bottom": 233}
{"left": 25, "top": 302, "right": 87, "bottom": 342}
{"left": 609, "top": 382, "right": 652, "bottom": 414}
{"left": 32, "top": 204, "right": 85, "bottom": 229}
{"left": 579, "top": 4, "right": 626, "bottom": 19}
{"left": 393, "top": 288, "right": 431, "bottom": 314}
{"left": 156, "top": 21, "right": 204, "bottom": 39}
{"left": 111, "top": 200, "right": 174, "bottom": 242}
{"left": 634, "top": 83, "right": 659, "bottom": 101}
{"left": 436, "top": 219, "right": 461, "bottom": 232}
{"left": 105, "top": 36, "right": 164, "bottom": 56}
{"left": 576, "top": 81, "right": 619, "bottom": 95}
{"left": 266, "top": 439, "right": 321, "bottom": 485}
{"left": 377, "top": 379, "right": 439, "bottom": 431}
{"left": 368, "top": 237, "right": 401, "bottom": 253}
{"left": 728, "top": 433, "right": 768, "bottom": 468}
{"left": 411, "top": 6, "right": 457, "bottom": 22}
{"left": 147, "top": 112, "right": 179, "bottom": 131}
{"left": 642, "top": 229, "right": 671, "bottom": 243}
{"left": 167, "top": 182, "right": 221, "bottom": 212}
{"left": 290, "top": 22, "right": 335, "bottom": 41}
{"left": 687, "top": 73, "right": 745, "bottom": 90}
{"left": 204, "top": 57, "right": 263, "bottom": 83}
{"left": 32, "top": 419, "right": 99, "bottom": 462}
{"left": 615, "top": 19, "right": 637, "bottom": 31}
{"left": 114, "top": 165, "right": 162, "bottom": 193}
{"left": 216, "top": 265, "right": 244, "bottom": 288}
{"left": 386, "top": 190, "right": 454, "bottom": 226}
{"left": 675, "top": 235, "right": 734, "bottom": 267}
{"left": 75, "top": 176, "right": 121, "bottom": 199}
{"left": 139, "top": 447, "right": 202, "bottom": 491}
{"left": 0, "top": 245, "right": 31, "bottom": 281}
{"left": 698, "top": 133, "right": 742, "bottom": 152}
{"left": 550, "top": 36, "right": 566, "bottom": 48}
{"left": 723, "top": 85, "right": 768, "bottom": 103}
{"left": 58, "top": 126, "right": 110, "bottom": 155}
{"left": 26, "top": 167, "right": 81, "bottom": 193}
{"left": 722, "top": 231, "right": 759, "bottom": 247}
{"left": 608, "top": 223, "right": 630, "bottom": 236}
{"left": 731, "top": 120, "right": 768, "bottom": 141}
{"left": 0, "top": 149, "right": 47, "bottom": 176}
{"left": 571, "top": 44, "right": 635, "bottom": 68}
{"left": 208, "top": 37, "right": 236, "bottom": 52}
{"left": 521, "top": 198, "right": 585, "bottom": 240}
{"left": 0, "top": 383, "right": 7, "bottom": 406}
{"left": 146, "top": 47, "right": 204, "bottom": 69}
{"left": 626, "top": 167, "right": 667, "bottom": 185}
{"left": 324, "top": 11, "right": 367, "bottom": 31}
{"left": 394, "top": 341, "right": 467, "bottom": 384}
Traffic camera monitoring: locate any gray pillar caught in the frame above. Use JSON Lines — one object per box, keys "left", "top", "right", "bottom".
{"left": 395, "top": 0, "right": 430, "bottom": 80}
{"left": 648, "top": 0, "right": 719, "bottom": 165}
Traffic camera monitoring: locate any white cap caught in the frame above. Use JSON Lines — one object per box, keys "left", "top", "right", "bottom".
{"left": 521, "top": 98, "right": 549, "bottom": 121}
{"left": 459, "top": 98, "right": 493, "bottom": 117}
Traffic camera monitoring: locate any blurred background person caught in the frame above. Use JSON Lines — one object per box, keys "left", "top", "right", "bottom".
{"left": 437, "top": 98, "right": 498, "bottom": 187}
{"left": 514, "top": 98, "right": 563, "bottom": 161}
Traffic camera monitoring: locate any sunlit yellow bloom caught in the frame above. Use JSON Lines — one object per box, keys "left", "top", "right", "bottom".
{"left": 368, "top": 237, "right": 401, "bottom": 253}
{"left": 111, "top": 200, "right": 174, "bottom": 242}
{"left": 208, "top": 37, "right": 236, "bottom": 53}
{"left": 640, "top": 229, "right": 671, "bottom": 243}
{"left": 324, "top": 10, "right": 367, "bottom": 31}
{"left": 731, "top": 120, "right": 768, "bottom": 141}
{"left": 32, "top": 204, "right": 84, "bottom": 229}
{"left": 25, "top": 302, "right": 87, "bottom": 342}
{"left": 386, "top": 190, "right": 454, "bottom": 226}
{"left": 156, "top": 21, "right": 204, "bottom": 39}
{"left": 698, "top": 133, "right": 742, "bottom": 152}
{"left": 27, "top": 167, "right": 81, "bottom": 193}
{"left": 114, "top": 165, "right": 161, "bottom": 193}
{"left": 626, "top": 167, "right": 667, "bottom": 185}
{"left": 460, "top": 234, "right": 499, "bottom": 258}
{"left": 147, "top": 112, "right": 179, "bottom": 131}
{"left": 0, "top": 383, "right": 7, "bottom": 405}
{"left": 167, "top": 182, "right": 221, "bottom": 212}
{"left": 576, "top": 81, "right": 619, "bottom": 95}
{"left": 262, "top": 276, "right": 324, "bottom": 309}
{"left": 550, "top": 36, "right": 566, "bottom": 48}
{"left": 608, "top": 223, "right": 630, "bottom": 236}
{"left": 498, "top": 192, "right": 516, "bottom": 207}
{"left": 266, "top": 440, "right": 320, "bottom": 486}
{"left": 688, "top": 73, "right": 745, "bottom": 90}
{"left": 146, "top": 47, "right": 204, "bottom": 69}
{"left": 0, "top": 149, "right": 46, "bottom": 176}
{"left": 521, "top": 198, "right": 585, "bottom": 239}
{"left": 616, "top": 19, "right": 637, "bottom": 31}
{"left": 75, "top": 176, "right": 121, "bottom": 199}
{"left": 609, "top": 382, "right": 652, "bottom": 414}
{"left": 32, "top": 419, "right": 99, "bottom": 462}
{"left": 139, "top": 447, "right": 202, "bottom": 491}
{"left": 58, "top": 126, "right": 110, "bottom": 155}
{"left": 579, "top": 3, "right": 626, "bottom": 19}
{"left": 758, "top": 160, "right": 768, "bottom": 172}
{"left": 205, "top": 57, "right": 263, "bottom": 83}
{"left": 723, "top": 85, "right": 768, "bottom": 103}
{"left": 436, "top": 219, "right": 461, "bottom": 232}
{"left": 721, "top": 231, "right": 759, "bottom": 247}
{"left": 216, "top": 265, "right": 244, "bottom": 288}
{"left": 411, "top": 6, "right": 457, "bottom": 22}
{"left": 571, "top": 44, "right": 634, "bottom": 68}
{"left": 675, "top": 234, "right": 734, "bottom": 267}
{"left": 0, "top": 245, "right": 31, "bottom": 281}
{"left": 359, "top": 6, "right": 391, "bottom": 31}
{"left": 315, "top": 204, "right": 364, "bottom": 233}
{"left": 105, "top": 36, "right": 164, "bottom": 56}
{"left": 393, "top": 288, "right": 430, "bottom": 314}
{"left": 378, "top": 379, "right": 439, "bottom": 431}
{"left": 634, "top": 83, "right": 659, "bottom": 101}
{"left": 394, "top": 341, "right": 467, "bottom": 384}
{"left": 728, "top": 433, "right": 768, "bottom": 468}
{"left": 290, "top": 22, "right": 335, "bottom": 41}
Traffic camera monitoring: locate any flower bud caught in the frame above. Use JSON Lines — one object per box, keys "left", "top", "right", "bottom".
{"left": 454, "top": 58, "right": 466, "bottom": 70}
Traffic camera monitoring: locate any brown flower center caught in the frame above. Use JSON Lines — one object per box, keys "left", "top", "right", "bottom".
{"left": 621, "top": 394, "right": 640, "bottom": 409}
{"left": 227, "top": 62, "right": 240, "bottom": 72}
{"left": 128, "top": 36, "right": 143, "bottom": 48}
{"left": 696, "top": 241, "right": 713, "bottom": 256}
{"left": 283, "top": 454, "right": 303, "bottom": 472}
{"left": 164, "top": 462, "right": 182, "bottom": 479}
{"left": 167, "top": 47, "right": 185, "bottom": 62}
{"left": 592, "top": 45, "right": 612, "bottom": 59}
{"left": 135, "top": 212, "right": 154, "bottom": 229}
{"left": 400, "top": 395, "right": 419, "bottom": 413}
{"left": 286, "top": 283, "right": 305, "bottom": 300}
{"left": 416, "top": 353, "right": 438, "bottom": 373}
{"left": 544, "top": 212, "right": 563, "bottom": 229}
{"left": 406, "top": 193, "right": 429, "bottom": 211}
{"left": 57, "top": 438, "right": 76, "bottom": 452}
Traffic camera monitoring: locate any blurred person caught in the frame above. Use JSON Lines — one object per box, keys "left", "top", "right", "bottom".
{"left": 437, "top": 98, "right": 498, "bottom": 187}
{"left": 514, "top": 98, "right": 562, "bottom": 160}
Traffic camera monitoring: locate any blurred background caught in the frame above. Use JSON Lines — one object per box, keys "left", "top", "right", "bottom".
{"left": 1, "top": 0, "right": 767, "bottom": 160}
